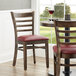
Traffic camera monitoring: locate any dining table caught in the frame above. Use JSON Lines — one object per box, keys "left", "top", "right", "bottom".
{"left": 41, "top": 20, "right": 71, "bottom": 76}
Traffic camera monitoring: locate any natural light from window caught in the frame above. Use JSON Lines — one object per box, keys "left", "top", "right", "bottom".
{"left": 40, "top": 0, "right": 76, "bottom": 44}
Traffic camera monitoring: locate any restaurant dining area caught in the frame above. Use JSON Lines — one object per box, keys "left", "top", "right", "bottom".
{"left": 0, "top": 0, "right": 76, "bottom": 76}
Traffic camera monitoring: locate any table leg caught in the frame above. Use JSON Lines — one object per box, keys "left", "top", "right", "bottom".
{"left": 48, "top": 74, "right": 54, "bottom": 76}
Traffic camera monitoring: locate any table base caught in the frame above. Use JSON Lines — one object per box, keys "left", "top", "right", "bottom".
{"left": 63, "top": 71, "right": 72, "bottom": 75}
{"left": 48, "top": 73, "right": 54, "bottom": 76}
{"left": 48, "top": 72, "right": 54, "bottom": 76}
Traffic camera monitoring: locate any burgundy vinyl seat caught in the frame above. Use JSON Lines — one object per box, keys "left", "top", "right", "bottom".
{"left": 53, "top": 45, "right": 76, "bottom": 54}
{"left": 18, "top": 35, "right": 49, "bottom": 42}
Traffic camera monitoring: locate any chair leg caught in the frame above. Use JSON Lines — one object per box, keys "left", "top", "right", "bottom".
{"left": 23, "top": 43, "right": 27, "bottom": 70}
{"left": 45, "top": 40, "right": 49, "bottom": 68}
{"left": 56, "top": 58, "right": 60, "bottom": 76}
{"left": 13, "top": 43, "right": 18, "bottom": 66}
{"left": 54, "top": 54, "right": 56, "bottom": 76}
{"left": 33, "top": 44, "right": 36, "bottom": 64}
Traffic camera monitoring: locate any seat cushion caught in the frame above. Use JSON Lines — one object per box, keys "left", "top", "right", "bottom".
{"left": 17, "top": 35, "right": 49, "bottom": 42}
{"left": 53, "top": 45, "right": 76, "bottom": 54}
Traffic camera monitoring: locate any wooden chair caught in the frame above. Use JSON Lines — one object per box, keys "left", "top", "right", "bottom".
{"left": 53, "top": 20, "right": 76, "bottom": 76}
{"left": 11, "top": 11, "right": 49, "bottom": 70}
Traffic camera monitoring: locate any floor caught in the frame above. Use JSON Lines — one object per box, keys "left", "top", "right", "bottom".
{"left": 0, "top": 57, "right": 76, "bottom": 76}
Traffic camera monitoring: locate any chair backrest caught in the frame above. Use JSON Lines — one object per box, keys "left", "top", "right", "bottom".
{"left": 54, "top": 20, "right": 76, "bottom": 54}
{"left": 11, "top": 11, "right": 34, "bottom": 39}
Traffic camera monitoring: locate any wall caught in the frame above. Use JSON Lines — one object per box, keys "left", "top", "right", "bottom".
{"left": 0, "top": 0, "right": 31, "bottom": 63}
{"left": 0, "top": 0, "right": 31, "bottom": 10}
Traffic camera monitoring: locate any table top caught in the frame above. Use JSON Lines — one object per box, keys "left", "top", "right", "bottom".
{"left": 40, "top": 21, "right": 54, "bottom": 27}
{"left": 41, "top": 20, "right": 76, "bottom": 27}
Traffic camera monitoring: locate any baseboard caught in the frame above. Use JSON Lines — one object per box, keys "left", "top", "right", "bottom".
{"left": 0, "top": 50, "right": 32, "bottom": 63}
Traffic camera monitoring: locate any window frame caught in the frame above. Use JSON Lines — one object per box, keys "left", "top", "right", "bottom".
{"left": 31, "top": 0, "right": 40, "bottom": 35}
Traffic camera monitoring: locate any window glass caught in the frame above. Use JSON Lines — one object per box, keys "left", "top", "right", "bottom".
{"left": 65, "top": 0, "right": 76, "bottom": 5}
{"left": 40, "top": 0, "right": 64, "bottom": 21}
{"left": 52, "top": 0, "right": 64, "bottom": 6}
{"left": 40, "top": 0, "right": 76, "bottom": 44}
{"left": 69, "top": 6, "right": 76, "bottom": 19}
{"left": 65, "top": 0, "right": 76, "bottom": 19}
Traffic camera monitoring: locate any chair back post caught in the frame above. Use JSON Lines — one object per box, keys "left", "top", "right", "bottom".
{"left": 54, "top": 20, "right": 61, "bottom": 59}
{"left": 32, "top": 11, "right": 34, "bottom": 35}
{"left": 11, "top": 12, "right": 18, "bottom": 42}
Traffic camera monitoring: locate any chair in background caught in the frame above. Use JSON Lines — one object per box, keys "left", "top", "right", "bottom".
{"left": 53, "top": 20, "right": 76, "bottom": 76}
{"left": 11, "top": 11, "right": 49, "bottom": 70}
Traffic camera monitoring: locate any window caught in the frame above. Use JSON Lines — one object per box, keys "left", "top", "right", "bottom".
{"left": 40, "top": 0, "right": 76, "bottom": 44}
{"left": 65, "top": 0, "right": 76, "bottom": 19}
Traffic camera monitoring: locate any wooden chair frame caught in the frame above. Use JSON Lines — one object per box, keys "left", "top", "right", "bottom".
{"left": 54, "top": 20, "right": 76, "bottom": 76}
{"left": 11, "top": 11, "right": 49, "bottom": 70}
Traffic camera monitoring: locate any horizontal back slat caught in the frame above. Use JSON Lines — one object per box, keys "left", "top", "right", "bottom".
{"left": 57, "top": 30, "right": 76, "bottom": 33}
{"left": 14, "top": 12, "right": 33, "bottom": 18}
{"left": 58, "top": 36, "right": 76, "bottom": 39}
{"left": 16, "top": 20, "right": 32, "bottom": 22}
{"left": 59, "top": 42, "right": 76, "bottom": 45}
{"left": 16, "top": 25, "right": 32, "bottom": 27}
{"left": 56, "top": 21, "right": 76, "bottom": 27}
{"left": 17, "top": 29, "right": 33, "bottom": 32}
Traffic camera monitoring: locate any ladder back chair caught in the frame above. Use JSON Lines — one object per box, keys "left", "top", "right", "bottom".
{"left": 53, "top": 20, "right": 76, "bottom": 76}
{"left": 11, "top": 11, "right": 49, "bottom": 70}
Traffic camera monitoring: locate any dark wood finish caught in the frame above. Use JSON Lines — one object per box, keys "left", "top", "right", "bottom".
{"left": 23, "top": 43, "right": 27, "bottom": 70}
{"left": 59, "top": 42, "right": 76, "bottom": 45}
{"left": 41, "top": 18, "right": 58, "bottom": 27}
{"left": 45, "top": 40, "right": 49, "bottom": 68}
{"left": 41, "top": 21, "right": 54, "bottom": 27}
{"left": 33, "top": 44, "right": 36, "bottom": 64}
{"left": 17, "top": 29, "right": 33, "bottom": 32}
{"left": 16, "top": 20, "right": 32, "bottom": 22}
{"left": 11, "top": 11, "right": 49, "bottom": 70}
{"left": 61, "top": 64, "right": 76, "bottom": 66}
{"left": 54, "top": 54, "right": 56, "bottom": 76}
{"left": 14, "top": 12, "right": 33, "bottom": 17}
{"left": 56, "top": 20, "right": 76, "bottom": 27}
{"left": 16, "top": 25, "right": 32, "bottom": 27}
{"left": 54, "top": 20, "right": 76, "bottom": 76}
{"left": 13, "top": 42, "right": 17, "bottom": 66}
{"left": 57, "top": 30, "right": 76, "bottom": 33}
{"left": 58, "top": 36, "right": 76, "bottom": 39}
